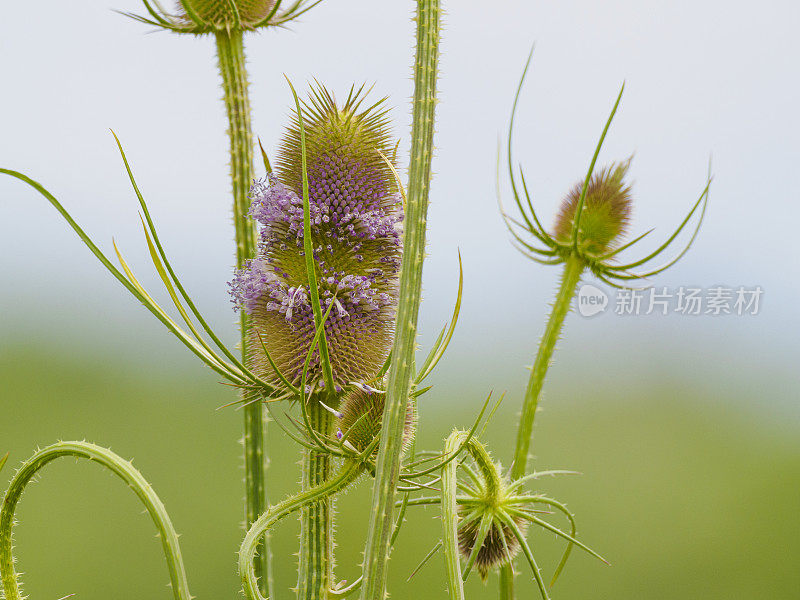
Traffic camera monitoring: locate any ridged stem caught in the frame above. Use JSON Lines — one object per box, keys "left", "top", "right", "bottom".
{"left": 441, "top": 432, "right": 502, "bottom": 600}
{"left": 499, "top": 564, "right": 515, "bottom": 600}
{"left": 297, "top": 398, "right": 335, "bottom": 600}
{"left": 359, "top": 1, "right": 441, "bottom": 598}
{"left": 442, "top": 432, "right": 466, "bottom": 600}
{"left": 500, "top": 253, "right": 584, "bottom": 596}
{"left": 215, "top": 28, "right": 271, "bottom": 596}
{"left": 0, "top": 441, "right": 191, "bottom": 600}
{"left": 240, "top": 460, "right": 363, "bottom": 600}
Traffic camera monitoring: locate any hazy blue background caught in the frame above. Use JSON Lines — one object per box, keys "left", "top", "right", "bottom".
{"left": 2, "top": 1, "right": 798, "bottom": 599}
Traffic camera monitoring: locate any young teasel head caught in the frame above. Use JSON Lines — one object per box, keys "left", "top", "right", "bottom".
{"left": 336, "top": 385, "right": 416, "bottom": 456}
{"left": 553, "top": 159, "right": 633, "bottom": 255}
{"left": 230, "top": 84, "right": 402, "bottom": 391}
{"left": 435, "top": 430, "right": 608, "bottom": 595}
{"left": 125, "top": 0, "right": 318, "bottom": 33}
{"left": 500, "top": 51, "right": 711, "bottom": 288}
{"left": 456, "top": 458, "right": 528, "bottom": 581}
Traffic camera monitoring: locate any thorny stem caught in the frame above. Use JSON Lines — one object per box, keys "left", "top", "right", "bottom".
{"left": 511, "top": 254, "right": 584, "bottom": 479}
{"left": 215, "top": 28, "right": 271, "bottom": 596}
{"left": 359, "top": 1, "right": 441, "bottom": 598}
{"left": 500, "top": 253, "right": 584, "bottom": 596}
{"left": 441, "top": 432, "right": 502, "bottom": 600}
{"left": 499, "top": 564, "right": 516, "bottom": 600}
{"left": 441, "top": 432, "right": 466, "bottom": 600}
{"left": 240, "top": 459, "right": 364, "bottom": 600}
{"left": 0, "top": 442, "right": 191, "bottom": 600}
{"left": 297, "top": 398, "right": 336, "bottom": 600}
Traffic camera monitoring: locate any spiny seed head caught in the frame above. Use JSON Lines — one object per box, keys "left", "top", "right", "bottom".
{"left": 177, "top": 0, "right": 275, "bottom": 27}
{"left": 336, "top": 386, "right": 416, "bottom": 455}
{"left": 230, "top": 84, "right": 402, "bottom": 390}
{"left": 458, "top": 510, "right": 527, "bottom": 580}
{"left": 554, "top": 159, "right": 633, "bottom": 255}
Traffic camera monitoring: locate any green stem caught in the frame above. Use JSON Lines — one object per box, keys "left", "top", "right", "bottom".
{"left": 359, "top": 1, "right": 440, "bottom": 598}
{"left": 511, "top": 254, "right": 584, "bottom": 478}
{"left": 499, "top": 565, "right": 515, "bottom": 600}
{"left": 297, "top": 397, "right": 335, "bottom": 600}
{"left": 500, "top": 253, "right": 584, "bottom": 597}
{"left": 441, "top": 432, "right": 502, "bottom": 600}
{"left": 0, "top": 441, "right": 190, "bottom": 600}
{"left": 216, "top": 29, "right": 257, "bottom": 268}
{"left": 215, "top": 28, "right": 271, "bottom": 596}
{"left": 240, "top": 460, "right": 363, "bottom": 600}
{"left": 441, "top": 432, "right": 466, "bottom": 600}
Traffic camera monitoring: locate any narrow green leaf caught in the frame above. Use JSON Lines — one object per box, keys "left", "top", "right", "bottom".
{"left": 285, "top": 76, "right": 337, "bottom": 395}
{"left": 570, "top": 84, "right": 625, "bottom": 250}
{"left": 416, "top": 251, "right": 463, "bottom": 383}
{"left": 258, "top": 137, "right": 272, "bottom": 173}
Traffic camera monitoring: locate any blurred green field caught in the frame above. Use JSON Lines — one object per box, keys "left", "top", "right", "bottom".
{"left": 2, "top": 342, "right": 799, "bottom": 599}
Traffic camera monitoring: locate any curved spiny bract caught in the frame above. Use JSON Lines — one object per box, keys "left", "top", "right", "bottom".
{"left": 337, "top": 387, "right": 416, "bottom": 456}
{"left": 126, "top": 0, "right": 320, "bottom": 33}
{"left": 502, "top": 51, "right": 710, "bottom": 287}
{"left": 0, "top": 442, "right": 191, "bottom": 600}
{"left": 179, "top": 0, "right": 277, "bottom": 26}
{"left": 231, "top": 85, "right": 402, "bottom": 392}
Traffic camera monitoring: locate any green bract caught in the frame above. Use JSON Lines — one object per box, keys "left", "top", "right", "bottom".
{"left": 124, "top": 0, "right": 320, "bottom": 33}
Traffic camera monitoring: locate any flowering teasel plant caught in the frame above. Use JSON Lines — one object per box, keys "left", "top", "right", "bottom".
{"left": 0, "top": 1, "right": 713, "bottom": 599}
{"left": 490, "top": 51, "right": 711, "bottom": 598}
{"left": 230, "top": 85, "right": 403, "bottom": 392}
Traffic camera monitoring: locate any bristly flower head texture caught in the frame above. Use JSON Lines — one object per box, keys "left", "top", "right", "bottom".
{"left": 336, "top": 386, "right": 416, "bottom": 455}
{"left": 177, "top": 0, "right": 276, "bottom": 26}
{"left": 230, "top": 85, "right": 402, "bottom": 390}
{"left": 126, "top": 0, "right": 317, "bottom": 33}
{"left": 553, "top": 159, "right": 632, "bottom": 255}
{"left": 455, "top": 457, "right": 527, "bottom": 581}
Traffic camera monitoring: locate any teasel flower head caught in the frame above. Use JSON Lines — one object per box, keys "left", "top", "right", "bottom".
{"left": 230, "top": 84, "right": 402, "bottom": 391}
{"left": 500, "top": 51, "right": 711, "bottom": 288}
{"left": 434, "top": 430, "right": 608, "bottom": 593}
{"left": 336, "top": 385, "right": 416, "bottom": 456}
{"left": 456, "top": 462, "right": 528, "bottom": 581}
{"left": 124, "top": 0, "right": 320, "bottom": 33}
{"left": 553, "top": 160, "right": 632, "bottom": 255}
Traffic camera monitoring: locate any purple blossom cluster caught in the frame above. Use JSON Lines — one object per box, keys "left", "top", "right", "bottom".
{"left": 229, "top": 166, "right": 403, "bottom": 386}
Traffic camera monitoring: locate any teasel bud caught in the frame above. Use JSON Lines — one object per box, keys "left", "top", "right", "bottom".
{"left": 336, "top": 385, "right": 416, "bottom": 455}
{"left": 553, "top": 159, "right": 633, "bottom": 255}
{"left": 230, "top": 85, "right": 402, "bottom": 391}
{"left": 456, "top": 464, "right": 527, "bottom": 581}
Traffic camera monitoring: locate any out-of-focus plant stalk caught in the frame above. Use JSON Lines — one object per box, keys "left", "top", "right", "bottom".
{"left": 215, "top": 28, "right": 271, "bottom": 595}
{"left": 359, "top": 0, "right": 441, "bottom": 598}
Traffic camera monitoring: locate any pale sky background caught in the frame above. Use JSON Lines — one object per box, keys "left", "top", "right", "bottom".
{"left": 1, "top": 1, "right": 798, "bottom": 421}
